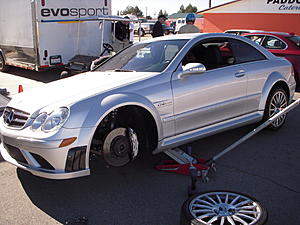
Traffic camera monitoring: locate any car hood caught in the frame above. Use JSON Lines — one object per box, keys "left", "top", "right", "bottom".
{"left": 8, "top": 71, "right": 158, "bottom": 115}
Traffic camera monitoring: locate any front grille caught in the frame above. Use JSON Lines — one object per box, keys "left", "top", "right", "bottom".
{"left": 3, "top": 143, "right": 28, "bottom": 164}
{"left": 2, "top": 107, "right": 30, "bottom": 128}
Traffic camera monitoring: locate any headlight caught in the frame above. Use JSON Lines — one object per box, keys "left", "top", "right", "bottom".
{"left": 31, "top": 107, "right": 69, "bottom": 132}
{"left": 31, "top": 113, "right": 47, "bottom": 130}
{"left": 42, "top": 107, "right": 69, "bottom": 132}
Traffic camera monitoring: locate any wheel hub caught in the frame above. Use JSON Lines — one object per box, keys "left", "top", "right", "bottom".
{"left": 102, "top": 127, "right": 139, "bottom": 167}
{"left": 213, "top": 204, "right": 236, "bottom": 216}
{"left": 111, "top": 136, "right": 130, "bottom": 157}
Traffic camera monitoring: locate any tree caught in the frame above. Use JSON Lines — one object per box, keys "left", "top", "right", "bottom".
{"left": 185, "top": 4, "right": 197, "bottom": 13}
{"left": 158, "top": 9, "right": 168, "bottom": 17}
{"left": 163, "top": 10, "right": 168, "bottom": 17}
{"left": 158, "top": 9, "right": 164, "bottom": 16}
{"left": 121, "top": 5, "right": 144, "bottom": 17}
{"left": 178, "top": 4, "right": 185, "bottom": 13}
{"left": 178, "top": 4, "right": 198, "bottom": 13}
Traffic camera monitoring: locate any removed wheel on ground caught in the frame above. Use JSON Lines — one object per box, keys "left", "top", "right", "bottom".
{"left": 180, "top": 191, "right": 268, "bottom": 225}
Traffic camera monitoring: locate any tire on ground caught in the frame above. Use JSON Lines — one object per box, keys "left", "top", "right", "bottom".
{"left": 180, "top": 190, "right": 268, "bottom": 225}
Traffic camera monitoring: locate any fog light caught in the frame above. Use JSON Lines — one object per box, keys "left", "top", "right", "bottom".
{"left": 59, "top": 137, "right": 77, "bottom": 148}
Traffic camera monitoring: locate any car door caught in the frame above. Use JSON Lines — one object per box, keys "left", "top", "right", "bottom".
{"left": 229, "top": 38, "right": 271, "bottom": 113}
{"left": 171, "top": 38, "right": 248, "bottom": 135}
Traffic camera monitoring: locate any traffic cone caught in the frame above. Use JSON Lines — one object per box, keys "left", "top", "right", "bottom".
{"left": 18, "top": 85, "right": 23, "bottom": 93}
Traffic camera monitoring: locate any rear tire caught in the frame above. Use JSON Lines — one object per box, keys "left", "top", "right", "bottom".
{"left": 263, "top": 87, "right": 288, "bottom": 130}
{"left": 0, "top": 54, "right": 9, "bottom": 72}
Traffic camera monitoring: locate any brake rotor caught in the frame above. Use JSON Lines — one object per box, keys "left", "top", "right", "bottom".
{"left": 102, "top": 128, "right": 138, "bottom": 167}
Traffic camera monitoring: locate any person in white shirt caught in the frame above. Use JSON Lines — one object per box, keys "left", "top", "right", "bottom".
{"left": 129, "top": 22, "right": 134, "bottom": 44}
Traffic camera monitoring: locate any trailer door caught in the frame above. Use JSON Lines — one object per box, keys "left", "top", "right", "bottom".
{"left": 35, "top": 0, "right": 112, "bottom": 70}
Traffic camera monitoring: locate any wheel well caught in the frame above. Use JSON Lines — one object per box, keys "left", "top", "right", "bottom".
{"left": 271, "top": 81, "right": 290, "bottom": 101}
{"left": 91, "top": 105, "right": 158, "bottom": 155}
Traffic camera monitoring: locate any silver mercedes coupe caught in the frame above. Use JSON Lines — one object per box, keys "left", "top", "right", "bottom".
{"left": 0, "top": 33, "right": 296, "bottom": 179}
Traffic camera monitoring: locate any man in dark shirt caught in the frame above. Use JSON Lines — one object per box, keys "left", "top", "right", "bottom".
{"left": 114, "top": 18, "right": 130, "bottom": 42}
{"left": 152, "top": 15, "right": 167, "bottom": 38}
{"left": 112, "top": 17, "right": 130, "bottom": 52}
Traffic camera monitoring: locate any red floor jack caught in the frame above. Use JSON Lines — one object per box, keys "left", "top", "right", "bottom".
{"left": 156, "top": 97, "right": 300, "bottom": 196}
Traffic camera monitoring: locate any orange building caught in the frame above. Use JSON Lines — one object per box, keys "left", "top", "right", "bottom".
{"left": 198, "top": 0, "right": 300, "bottom": 35}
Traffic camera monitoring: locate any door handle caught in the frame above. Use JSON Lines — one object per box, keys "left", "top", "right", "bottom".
{"left": 235, "top": 70, "right": 246, "bottom": 78}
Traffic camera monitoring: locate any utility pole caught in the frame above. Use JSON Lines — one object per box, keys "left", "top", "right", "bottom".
{"left": 209, "top": 0, "right": 212, "bottom": 8}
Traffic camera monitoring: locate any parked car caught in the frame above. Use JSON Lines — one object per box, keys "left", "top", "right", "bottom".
{"left": 162, "top": 24, "right": 175, "bottom": 35}
{"left": 243, "top": 32, "right": 300, "bottom": 85}
{"left": 0, "top": 33, "right": 296, "bottom": 179}
{"left": 134, "top": 22, "right": 155, "bottom": 36}
{"left": 224, "top": 29, "right": 265, "bottom": 35}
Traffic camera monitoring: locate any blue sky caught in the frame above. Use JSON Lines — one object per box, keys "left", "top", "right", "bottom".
{"left": 112, "top": 0, "right": 234, "bottom": 17}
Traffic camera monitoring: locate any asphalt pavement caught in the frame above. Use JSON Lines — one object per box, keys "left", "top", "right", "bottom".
{"left": 0, "top": 67, "right": 299, "bottom": 225}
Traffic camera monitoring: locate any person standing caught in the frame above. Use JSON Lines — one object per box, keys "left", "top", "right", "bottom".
{"left": 178, "top": 13, "right": 200, "bottom": 34}
{"left": 152, "top": 15, "right": 167, "bottom": 38}
{"left": 112, "top": 17, "right": 130, "bottom": 52}
{"left": 128, "top": 20, "right": 135, "bottom": 44}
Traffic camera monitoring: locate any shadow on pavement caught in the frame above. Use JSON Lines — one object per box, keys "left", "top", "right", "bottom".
{"left": 4, "top": 67, "right": 62, "bottom": 83}
{"left": 15, "top": 124, "right": 259, "bottom": 225}
{"left": 16, "top": 151, "right": 187, "bottom": 225}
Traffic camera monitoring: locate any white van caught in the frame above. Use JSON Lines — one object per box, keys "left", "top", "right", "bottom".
{"left": 175, "top": 18, "right": 186, "bottom": 33}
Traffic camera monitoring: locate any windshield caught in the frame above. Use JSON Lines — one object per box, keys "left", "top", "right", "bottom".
{"left": 287, "top": 36, "right": 300, "bottom": 48}
{"left": 96, "top": 40, "right": 187, "bottom": 72}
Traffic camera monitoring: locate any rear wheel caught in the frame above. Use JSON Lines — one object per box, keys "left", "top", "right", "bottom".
{"left": 0, "top": 54, "right": 9, "bottom": 72}
{"left": 263, "top": 87, "right": 288, "bottom": 130}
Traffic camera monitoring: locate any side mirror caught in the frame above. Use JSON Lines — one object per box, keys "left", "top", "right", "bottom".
{"left": 179, "top": 63, "right": 206, "bottom": 78}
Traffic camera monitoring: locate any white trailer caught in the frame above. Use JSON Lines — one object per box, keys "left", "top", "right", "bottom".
{"left": 0, "top": 0, "right": 112, "bottom": 71}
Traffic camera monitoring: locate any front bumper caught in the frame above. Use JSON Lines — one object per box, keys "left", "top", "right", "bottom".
{"left": 0, "top": 125, "right": 93, "bottom": 179}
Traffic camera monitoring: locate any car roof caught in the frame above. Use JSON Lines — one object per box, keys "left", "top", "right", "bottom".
{"left": 225, "top": 29, "right": 265, "bottom": 33}
{"left": 243, "top": 32, "right": 294, "bottom": 38}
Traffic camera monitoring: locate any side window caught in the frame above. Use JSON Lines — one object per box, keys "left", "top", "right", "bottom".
{"left": 229, "top": 39, "right": 266, "bottom": 64}
{"left": 181, "top": 39, "right": 235, "bottom": 71}
{"left": 245, "top": 35, "right": 264, "bottom": 45}
{"left": 262, "top": 36, "right": 286, "bottom": 49}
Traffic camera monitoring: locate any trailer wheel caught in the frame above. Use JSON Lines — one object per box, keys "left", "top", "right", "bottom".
{"left": 0, "top": 54, "right": 9, "bottom": 72}
{"left": 180, "top": 191, "right": 268, "bottom": 225}
{"left": 263, "top": 87, "right": 288, "bottom": 130}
